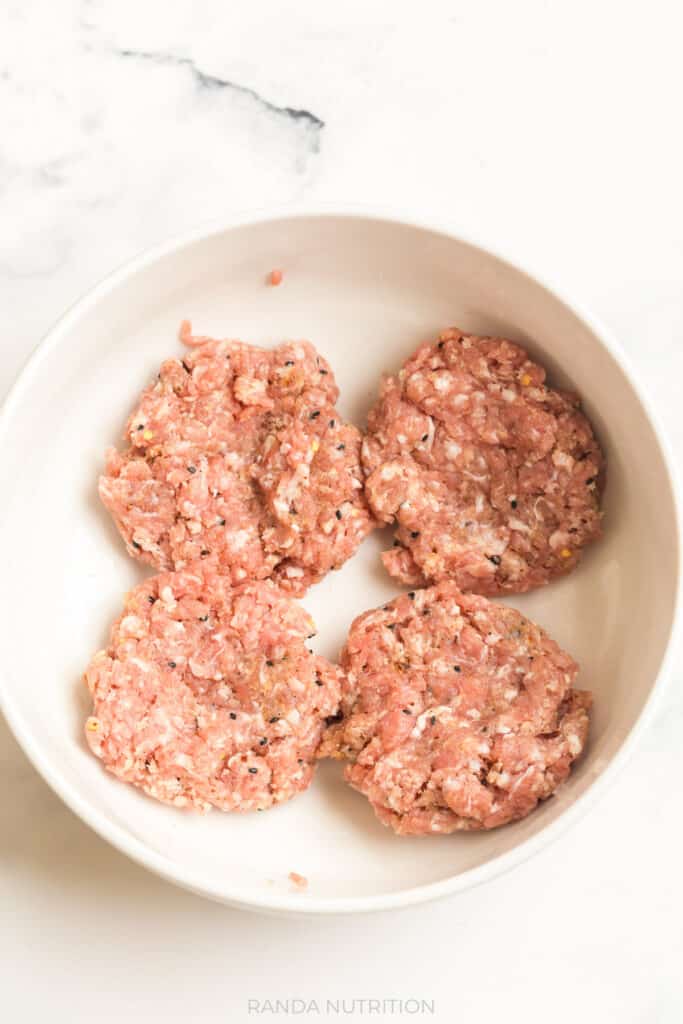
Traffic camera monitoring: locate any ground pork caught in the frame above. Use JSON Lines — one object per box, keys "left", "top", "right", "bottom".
{"left": 320, "top": 582, "right": 591, "bottom": 834}
{"left": 85, "top": 569, "right": 343, "bottom": 812}
{"left": 362, "top": 327, "right": 605, "bottom": 595}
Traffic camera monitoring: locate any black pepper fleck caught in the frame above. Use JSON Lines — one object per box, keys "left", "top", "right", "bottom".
{"left": 259, "top": 737, "right": 268, "bottom": 746}
{"left": 218, "top": 518, "right": 226, "bottom": 526}
{"left": 187, "top": 465, "right": 197, "bottom": 474}
{"left": 336, "top": 443, "right": 345, "bottom": 451}
{"left": 454, "top": 665, "right": 461, "bottom": 673}
{"left": 310, "top": 410, "right": 320, "bottom": 419}
{"left": 488, "top": 554, "right": 502, "bottom": 565}
{"left": 421, "top": 434, "right": 428, "bottom": 442}
{"left": 132, "top": 540, "right": 142, "bottom": 550}
{"left": 269, "top": 715, "right": 279, "bottom": 723}
{"left": 329, "top": 419, "right": 336, "bottom": 428}
{"left": 266, "top": 660, "right": 273, "bottom": 667}
{"left": 408, "top": 592, "right": 415, "bottom": 599}
{"left": 410, "top": 531, "right": 420, "bottom": 538}
{"left": 510, "top": 499, "right": 518, "bottom": 509}
{"left": 335, "top": 509, "right": 342, "bottom": 520}
{"left": 284, "top": 360, "right": 294, "bottom": 367}
{"left": 198, "top": 614, "right": 209, "bottom": 622}
{"left": 402, "top": 708, "right": 412, "bottom": 715}
{"left": 167, "top": 661, "right": 176, "bottom": 669}
{"left": 229, "top": 712, "right": 237, "bottom": 720}
{"left": 248, "top": 767, "right": 258, "bottom": 774}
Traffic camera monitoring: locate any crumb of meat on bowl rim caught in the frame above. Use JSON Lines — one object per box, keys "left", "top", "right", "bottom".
{"left": 83, "top": 569, "right": 343, "bottom": 813}
{"left": 288, "top": 871, "right": 308, "bottom": 890}
{"left": 362, "top": 326, "right": 606, "bottom": 596}
{"left": 319, "top": 582, "right": 591, "bottom": 835}
{"left": 98, "top": 321, "right": 376, "bottom": 596}
{"left": 268, "top": 268, "right": 283, "bottom": 286}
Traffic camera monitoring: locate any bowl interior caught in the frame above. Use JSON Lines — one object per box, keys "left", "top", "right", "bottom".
{"left": 0, "top": 213, "right": 677, "bottom": 911}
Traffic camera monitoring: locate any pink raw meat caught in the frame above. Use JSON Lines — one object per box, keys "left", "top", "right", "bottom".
{"left": 99, "top": 324, "right": 375, "bottom": 595}
{"left": 85, "top": 569, "right": 343, "bottom": 812}
{"left": 362, "top": 327, "right": 605, "bottom": 595}
{"left": 321, "top": 582, "right": 591, "bottom": 834}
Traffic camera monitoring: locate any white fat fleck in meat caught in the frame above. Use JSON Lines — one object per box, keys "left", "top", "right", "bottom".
{"left": 226, "top": 529, "right": 252, "bottom": 552}
{"left": 508, "top": 517, "right": 530, "bottom": 533}
{"left": 432, "top": 373, "right": 453, "bottom": 393}
{"left": 552, "top": 450, "right": 575, "bottom": 470}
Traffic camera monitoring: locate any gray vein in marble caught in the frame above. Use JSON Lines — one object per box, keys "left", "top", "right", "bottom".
{"left": 115, "top": 48, "right": 325, "bottom": 155}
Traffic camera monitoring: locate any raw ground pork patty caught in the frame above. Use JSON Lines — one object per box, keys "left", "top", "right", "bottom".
{"left": 99, "top": 323, "right": 375, "bottom": 595}
{"left": 320, "top": 582, "right": 591, "bottom": 834}
{"left": 362, "top": 327, "right": 605, "bottom": 595}
{"left": 84, "top": 569, "right": 343, "bottom": 812}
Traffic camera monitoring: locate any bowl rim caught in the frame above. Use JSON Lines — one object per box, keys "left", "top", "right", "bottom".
{"left": 1, "top": 202, "right": 680, "bottom": 915}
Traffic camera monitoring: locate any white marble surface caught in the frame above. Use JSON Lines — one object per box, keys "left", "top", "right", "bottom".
{"left": 2, "top": 1, "right": 683, "bottom": 1021}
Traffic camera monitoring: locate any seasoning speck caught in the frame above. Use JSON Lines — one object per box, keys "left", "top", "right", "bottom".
{"left": 248, "top": 767, "right": 258, "bottom": 774}
{"left": 335, "top": 509, "right": 342, "bottom": 520}
{"left": 229, "top": 712, "right": 237, "bottom": 720}
{"left": 310, "top": 410, "right": 320, "bottom": 420}
{"left": 167, "top": 661, "right": 176, "bottom": 669}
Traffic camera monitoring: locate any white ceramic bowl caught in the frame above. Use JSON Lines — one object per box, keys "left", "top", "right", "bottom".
{"left": 0, "top": 208, "right": 679, "bottom": 914}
